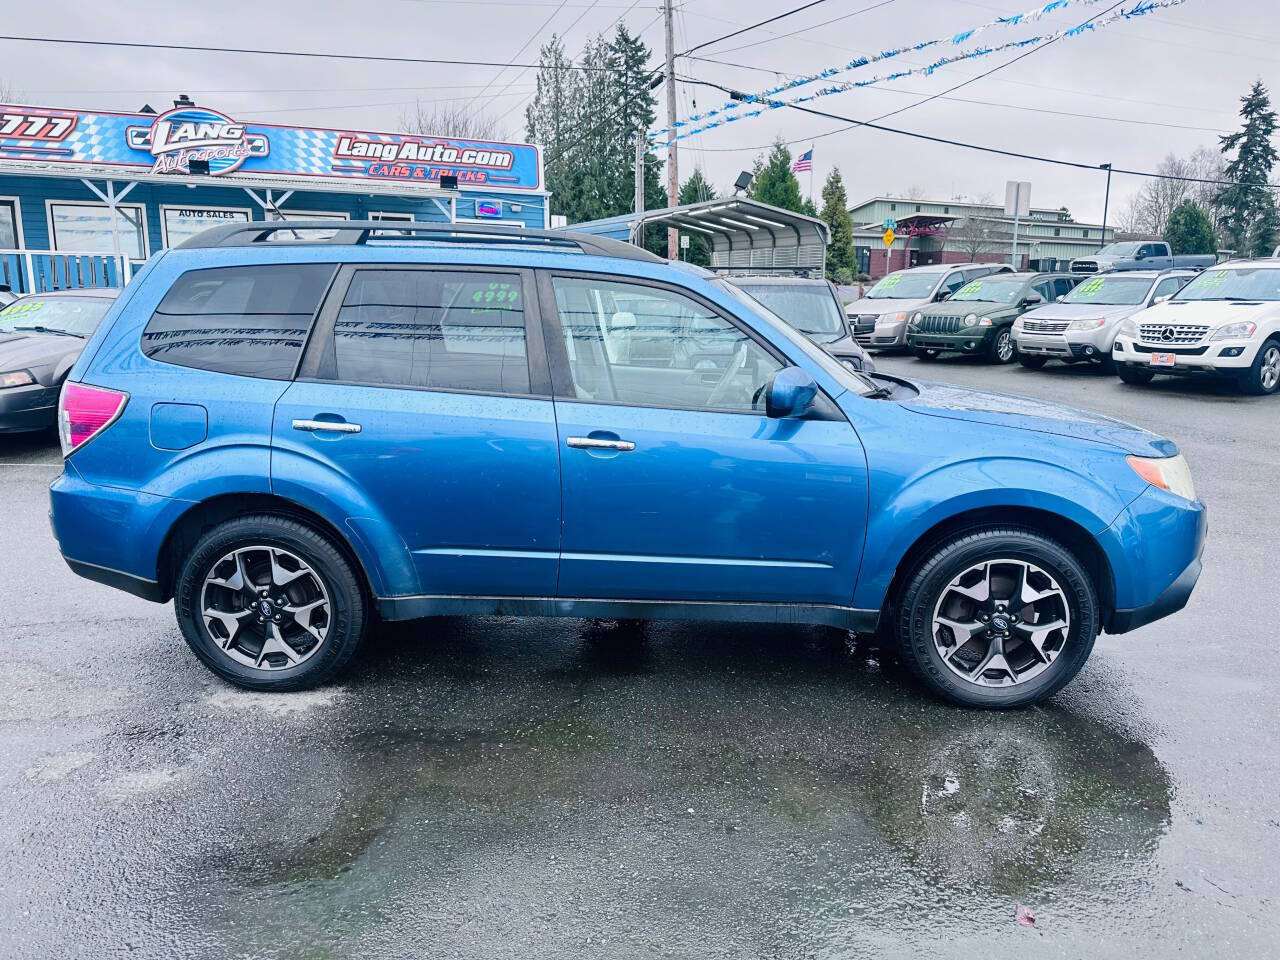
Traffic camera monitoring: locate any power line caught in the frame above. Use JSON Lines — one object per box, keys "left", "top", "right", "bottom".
{"left": 0, "top": 33, "right": 621, "bottom": 71}
{"left": 471, "top": 0, "right": 574, "bottom": 109}
{"left": 705, "top": 0, "right": 901, "bottom": 56}
{"left": 679, "top": 0, "right": 834, "bottom": 58}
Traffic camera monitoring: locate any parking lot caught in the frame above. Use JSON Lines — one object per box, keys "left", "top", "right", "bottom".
{"left": 1, "top": 356, "right": 1277, "bottom": 959}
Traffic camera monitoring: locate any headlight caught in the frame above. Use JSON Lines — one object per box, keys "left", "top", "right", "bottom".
{"left": 1067, "top": 318, "right": 1107, "bottom": 330}
{"left": 1126, "top": 453, "right": 1196, "bottom": 501}
{"left": 0, "top": 370, "right": 35, "bottom": 388}
{"left": 911, "top": 312, "right": 922, "bottom": 324}
{"left": 877, "top": 312, "right": 907, "bottom": 327}
{"left": 977, "top": 316, "right": 994, "bottom": 327}
{"left": 1210, "top": 321, "right": 1257, "bottom": 340}
{"left": 962, "top": 313, "right": 979, "bottom": 326}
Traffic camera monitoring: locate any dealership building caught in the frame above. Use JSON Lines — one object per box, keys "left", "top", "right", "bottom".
{"left": 848, "top": 195, "right": 1115, "bottom": 277}
{"left": 0, "top": 100, "right": 547, "bottom": 291}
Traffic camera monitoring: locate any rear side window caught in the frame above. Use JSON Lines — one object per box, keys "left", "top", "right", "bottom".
{"left": 331, "top": 269, "right": 529, "bottom": 394}
{"left": 143, "top": 264, "right": 333, "bottom": 379}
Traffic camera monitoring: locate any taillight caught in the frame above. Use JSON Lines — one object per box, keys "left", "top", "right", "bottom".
{"left": 58, "top": 382, "right": 128, "bottom": 457}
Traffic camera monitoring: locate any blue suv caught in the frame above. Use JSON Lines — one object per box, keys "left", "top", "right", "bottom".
{"left": 49, "top": 221, "right": 1206, "bottom": 707}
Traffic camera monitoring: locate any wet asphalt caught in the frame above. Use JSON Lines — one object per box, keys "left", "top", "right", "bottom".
{"left": 1, "top": 356, "right": 1277, "bottom": 959}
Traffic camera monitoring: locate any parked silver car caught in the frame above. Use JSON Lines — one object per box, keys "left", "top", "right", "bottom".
{"left": 849, "top": 262, "right": 1013, "bottom": 350}
{"left": 1012, "top": 270, "right": 1195, "bottom": 371}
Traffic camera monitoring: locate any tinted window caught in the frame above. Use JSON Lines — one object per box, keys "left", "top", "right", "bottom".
{"left": 143, "top": 264, "right": 333, "bottom": 379}
{"left": 1153, "top": 276, "right": 1188, "bottom": 299}
{"left": 1052, "top": 277, "right": 1076, "bottom": 299}
{"left": 553, "top": 276, "right": 781, "bottom": 413}
{"left": 332, "top": 269, "right": 529, "bottom": 394}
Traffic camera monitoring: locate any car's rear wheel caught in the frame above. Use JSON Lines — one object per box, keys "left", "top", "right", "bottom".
{"left": 988, "top": 328, "right": 1016, "bottom": 364}
{"left": 913, "top": 347, "right": 940, "bottom": 361}
{"left": 1017, "top": 354, "right": 1048, "bottom": 370}
{"left": 894, "top": 526, "right": 1098, "bottom": 708}
{"left": 174, "top": 515, "right": 367, "bottom": 691}
{"left": 1239, "top": 338, "right": 1280, "bottom": 396}
{"left": 1116, "top": 363, "right": 1155, "bottom": 385}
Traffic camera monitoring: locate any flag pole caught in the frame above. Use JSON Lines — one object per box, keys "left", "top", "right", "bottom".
{"left": 808, "top": 143, "right": 815, "bottom": 205}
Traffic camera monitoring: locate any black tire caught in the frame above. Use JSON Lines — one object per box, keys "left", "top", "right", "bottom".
{"left": 1097, "top": 352, "right": 1118, "bottom": 375}
{"left": 174, "top": 514, "right": 367, "bottom": 691}
{"left": 1017, "top": 354, "right": 1048, "bottom": 370}
{"left": 1116, "top": 363, "right": 1155, "bottom": 385}
{"left": 1238, "top": 338, "right": 1280, "bottom": 396}
{"left": 894, "top": 526, "right": 1099, "bottom": 708}
{"left": 987, "top": 326, "right": 1016, "bottom": 364}
{"left": 913, "top": 347, "right": 940, "bottom": 361}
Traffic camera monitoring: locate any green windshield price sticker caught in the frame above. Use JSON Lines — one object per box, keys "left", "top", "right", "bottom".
{"left": 1200, "top": 270, "right": 1228, "bottom": 287}
{"left": 468, "top": 282, "right": 520, "bottom": 314}
{"left": 1, "top": 300, "right": 44, "bottom": 315}
{"left": 1077, "top": 277, "right": 1105, "bottom": 297}
{"left": 957, "top": 280, "right": 983, "bottom": 296}
{"left": 880, "top": 274, "right": 901, "bottom": 288}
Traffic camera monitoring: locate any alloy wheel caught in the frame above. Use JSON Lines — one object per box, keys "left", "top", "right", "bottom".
{"left": 200, "top": 545, "right": 332, "bottom": 671}
{"left": 1261, "top": 345, "right": 1280, "bottom": 392}
{"left": 931, "top": 558, "right": 1071, "bottom": 687}
{"left": 996, "top": 330, "right": 1014, "bottom": 362}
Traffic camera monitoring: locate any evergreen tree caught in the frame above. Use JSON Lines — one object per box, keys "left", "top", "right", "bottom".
{"left": 1213, "top": 80, "right": 1279, "bottom": 257}
{"left": 820, "top": 168, "right": 855, "bottom": 282}
{"left": 749, "top": 139, "right": 805, "bottom": 213}
{"left": 526, "top": 36, "right": 584, "bottom": 222}
{"left": 677, "top": 168, "right": 716, "bottom": 265}
{"left": 1163, "top": 200, "right": 1217, "bottom": 255}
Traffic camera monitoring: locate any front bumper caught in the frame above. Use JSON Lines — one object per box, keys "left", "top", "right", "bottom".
{"left": 861, "top": 319, "right": 908, "bottom": 349}
{"left": 1103, "top": 485, "right": 1207, "bottom": 634}
{"left": 1112, "top": 333, "right": 1261, "bottom": 374}
{"left": 1015, "top": 326, "right": 1115, "bottom": 360}
{"left": 0, "top": 381, "right": 59, "bottom": 432}
{"left": 906, "top": 328, "right": 994, "bottom": 354}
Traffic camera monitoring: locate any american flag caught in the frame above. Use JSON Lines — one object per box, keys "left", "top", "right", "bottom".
{"left": 792, "top": 148, "right": 813, "bottom": 173}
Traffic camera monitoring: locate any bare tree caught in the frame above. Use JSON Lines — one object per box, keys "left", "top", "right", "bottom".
{"left": 947, "top": 195, "right": 1002, "bottom": 259}
{"left": 903, "top": 183, "right": 927, "bottom": 200}
{"left": 398, "top": 100, "right": 508, "bottom": 141}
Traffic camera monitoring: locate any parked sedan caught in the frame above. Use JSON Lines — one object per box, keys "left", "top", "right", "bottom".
{"left": 1013, "top": 270, "right": 1195, "bottom": 371}
{"left": 0, "top": 289, "right": 118, "bottom": 433}
{"left": 906, "top": 273, "right": 1080, "bottom": 364}
{"left": 723, "top": 275, "right": 874, "bottom": 372}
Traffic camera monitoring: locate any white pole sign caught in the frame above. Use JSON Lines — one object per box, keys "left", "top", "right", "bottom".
{"left": 1005, "top": 180, "right": 1031, "bottom": 267}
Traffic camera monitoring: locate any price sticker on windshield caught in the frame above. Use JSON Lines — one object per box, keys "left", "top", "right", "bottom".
{"left": 879, "top": 274, "right": 901, "bottom": 288}
{"left": 956, "top": 280, "right": 983, "bottom": 296}
{"left": 1076, "top": 277, "right": 1105, "bottom": 297}
{"left": 1200, "top": 270, "right": 1228, "bottom": 287}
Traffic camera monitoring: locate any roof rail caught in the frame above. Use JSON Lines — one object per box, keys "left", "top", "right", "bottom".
{"left": 176, "top": 218, "right": 663, "bottom": 262}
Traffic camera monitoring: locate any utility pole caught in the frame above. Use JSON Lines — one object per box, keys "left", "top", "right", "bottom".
{"left": 663, "top": 0, "right": 679, "bottom": 260}
{"left": 633, "top": 131, "right": 645, "bottom": 246}
{"left": 1099, "top": 162, "right": 1113, "bottom": 251}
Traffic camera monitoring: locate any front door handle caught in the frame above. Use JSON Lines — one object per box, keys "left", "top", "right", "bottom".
{"left": 567, "top": 436, "right": 635, "bottom": 452}
{"left": 293, "top": 418, "right": 361, "bottom": 434}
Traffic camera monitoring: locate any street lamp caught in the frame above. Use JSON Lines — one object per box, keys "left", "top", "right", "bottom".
{"left": 1099, "top": 162, "right": 1112, "bottom": 251}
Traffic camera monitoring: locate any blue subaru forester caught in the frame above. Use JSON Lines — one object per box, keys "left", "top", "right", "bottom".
{"left": 49, "top": 221, "right": 1206, "bottom": 707}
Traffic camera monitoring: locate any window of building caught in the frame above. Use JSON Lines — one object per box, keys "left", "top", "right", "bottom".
{"left": 1053, "top": 227, "right": 1061, "bottom": 237}
{"left": 48, "top": 201, "right": 147, "bottom": 258}
{"left": 890, "top": 203, "right": 896, "bottom": 211}
{"left": 915, "top": 204, "right": 921, "bottom": 212}
{"left": 1083, "top": 230, "right": 1091, "bottom": 238}
{"left": 370, "top": 212, "right": 414, "bottom": 222}
{"left": 0, "top": 198, "right": 20, "bottom": 248}
{"left": 332, "top": 269, "right": 530, "bottom": 395}
{"left": 552, "top": 276, "right": 781, "bottom": 413}
{"left": 142, "top": 264, "right": 334, "bottom": 379}
{"left": 160, "top": 205, "right": 251, "bottom": 248}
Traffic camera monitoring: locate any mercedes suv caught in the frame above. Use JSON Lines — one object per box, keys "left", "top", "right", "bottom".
{"left": 49, "top": 221, "right": 1206, "bottom": 708}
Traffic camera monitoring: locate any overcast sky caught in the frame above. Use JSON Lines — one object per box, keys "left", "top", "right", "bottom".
{"left": 1, "top": 0, "right": 1273, "bottom": 224}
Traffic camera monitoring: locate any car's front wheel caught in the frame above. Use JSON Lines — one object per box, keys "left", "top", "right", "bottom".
{"left": 1017, "top": 354, "right": 1048, "bottom": 370}
{"left": 1116, "top": 363, "right": 1155, "bottom": 385}
{"left": 174, "top": 514, "right": 367, "bottom": 691}
{"left": 913, "top": 347, "right": 940, "bottom": 361}
{"left": 895, "top": 526, "right": 1099, "bottom": 708}
{"left": 988, "top": 327, "right": 1017, "bottom": 364}
{"left": 1239, "top": 338, "right": 1280, "bottom": 395}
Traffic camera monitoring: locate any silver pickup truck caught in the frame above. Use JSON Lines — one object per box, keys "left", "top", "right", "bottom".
{"left": 1070, "top": 241, "right": 1216, "bottom": 274}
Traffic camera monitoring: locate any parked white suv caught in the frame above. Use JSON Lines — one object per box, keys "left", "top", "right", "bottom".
{"left": 1014, "top": 270, "right": 1194, "bottom": 371}
{"left": 1112, "top": 260, "right": 1280, "bottom": 395}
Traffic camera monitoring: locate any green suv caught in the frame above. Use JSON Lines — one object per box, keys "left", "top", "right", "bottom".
{"left": 906, "top": 272, "right": 1080, "bottom": 364}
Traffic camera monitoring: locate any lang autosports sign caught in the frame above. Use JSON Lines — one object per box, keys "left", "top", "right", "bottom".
{"left": 0, "top": 103, "right": 543, "bottom": 191}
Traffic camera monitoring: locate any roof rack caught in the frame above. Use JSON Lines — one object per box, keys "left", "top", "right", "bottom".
{"left": 176, "top": 219, "right": 663, "bottom": 262}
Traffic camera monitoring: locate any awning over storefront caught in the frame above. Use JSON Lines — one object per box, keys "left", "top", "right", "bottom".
{"left": 570, "top": 198, "right": 830, "bottom": 277}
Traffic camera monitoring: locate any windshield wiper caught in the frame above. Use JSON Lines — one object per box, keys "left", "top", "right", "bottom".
{"left": 12, "top": 324, "right": 85, "bottom": 338}
{"left": 863, "top": 385, "right": 895, "bottom": 400}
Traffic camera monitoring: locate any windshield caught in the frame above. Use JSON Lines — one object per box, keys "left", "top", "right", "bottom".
{"left": 864, "top": 271, "right": 943, "bottom": 300}
{"left": 712, "top": 278, "right": 878, "bottom": 396}
{"left": 1175, "top": 267, "right": 1280, "bottom": 302}
{"left": 731, "top": 283, "right": 846, "bottom": 342}
{"left": 1064, "top": 275, "right": 1154, "bottom": 305}
{"left": 0, "top": 295, "right": 114, "bottom": 336}
{"left": 948, "top": 277, "right": 1028, "bottom": 303}
{"left": 1094, "top": 241, "right": 1143, "bottom": 258}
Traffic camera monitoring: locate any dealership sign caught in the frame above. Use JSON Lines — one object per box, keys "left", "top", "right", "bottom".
{"left": 0, "top": 103, "right": 543, "bottom": 190}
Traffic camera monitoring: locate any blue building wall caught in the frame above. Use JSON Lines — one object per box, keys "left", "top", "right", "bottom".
{"left": 1, "top": 174, "right": 546, "bottom": 254}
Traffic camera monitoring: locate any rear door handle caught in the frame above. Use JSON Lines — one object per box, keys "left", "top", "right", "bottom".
{"left": 292, "top": 418, "right": 361, "bottom": 434}
{"left": 567, "top": 436, "right": 635, "bottom": 452}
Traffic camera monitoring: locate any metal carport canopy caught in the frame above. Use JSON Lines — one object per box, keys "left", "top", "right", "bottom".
{"left": 569, "top": 197, "right": 831, "bottom": 278}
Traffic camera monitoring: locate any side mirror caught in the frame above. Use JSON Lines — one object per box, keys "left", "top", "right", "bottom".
{"left": 1153, "top": 293, "right": 1172, "bottom": 303}
{"left": 766, "top": 367, "right": 818, "bottom": 419}
{"left": 1055, "top": 295, "right": 1066, "bottom": 302}
{"left": 1134, "top": 250, "right": 1147, "bottom": 260}
{"left": 935, "top": 289, "right": 951, "bottom": 301}
{"left": 1023, "top": 294, "right": 1044, "bottom": 307}
{"left": 609, "top": 311, "right": 637, "bottom": 330}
